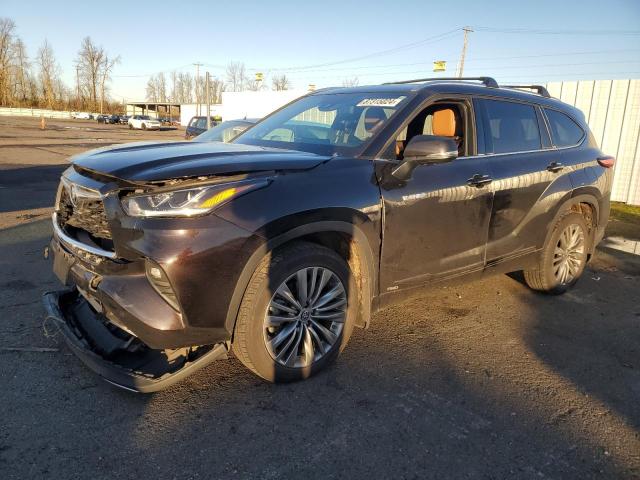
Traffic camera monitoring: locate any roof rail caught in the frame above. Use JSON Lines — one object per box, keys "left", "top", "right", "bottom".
{"left": 384, "top": 76, "right": 499, "bottom": 88}
{"left": 501, "top": 84, "right": 551, "bottom": 98}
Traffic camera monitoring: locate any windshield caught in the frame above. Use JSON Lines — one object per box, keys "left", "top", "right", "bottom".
{"left": 232, "top": 92, "right": 408, "bottom": 155}
{"left": 195, "top": 120, "right": 253, "bottom": 143}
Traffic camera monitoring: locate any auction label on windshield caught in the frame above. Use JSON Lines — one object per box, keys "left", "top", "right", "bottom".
{"left": 357, "top": 96, "right": 405, "bottom": 107}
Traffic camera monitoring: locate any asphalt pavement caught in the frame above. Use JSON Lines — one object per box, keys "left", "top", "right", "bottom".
{"left": 1, "top": 117, "right": 639, "bottom": 479}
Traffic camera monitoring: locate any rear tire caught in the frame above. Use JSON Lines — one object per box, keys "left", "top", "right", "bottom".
{"left": 142, "top": 123, "right": 147, "bottom": 130}
{"left": 524, "top": 212, "right": 590, "bottom": 294}
{"left": 128, "top": 124, "right": 133, "bottom": 130}
{"left": 233, "top": 242, "right": 357, "bottom": 383}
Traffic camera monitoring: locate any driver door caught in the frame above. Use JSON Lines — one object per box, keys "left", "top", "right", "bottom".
{"left": 378, "top": 98, "right": 494, "bottom": 292}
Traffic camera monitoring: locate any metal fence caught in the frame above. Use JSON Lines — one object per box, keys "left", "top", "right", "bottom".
{"left": 546, "top": 80, "right": 640, "bottom": 206}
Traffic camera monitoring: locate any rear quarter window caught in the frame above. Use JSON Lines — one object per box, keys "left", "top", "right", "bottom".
{"left": 481, "top": 99, "right": 542, "bottom": 154}
{"left": 544, "top": 109, "right": 585, "bottom": 147}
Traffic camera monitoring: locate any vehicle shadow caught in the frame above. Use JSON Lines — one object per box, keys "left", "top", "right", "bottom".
{"left": 515, "top": 250, "right": 640, "bottom": 432}
{"left": 0, "top": 163, "right": 66, "bottom": 213}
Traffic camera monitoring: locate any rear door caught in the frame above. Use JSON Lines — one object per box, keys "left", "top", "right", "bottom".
{"left": 476, "top": 97, "right": 569, "bottom": 263}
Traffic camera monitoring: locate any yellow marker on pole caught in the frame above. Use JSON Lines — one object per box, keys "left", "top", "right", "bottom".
{"left": 433, "top": 60, "right": 447, "bottom": 72}
{"left": 40, "top": 115, "right": 46, "bottom": 130}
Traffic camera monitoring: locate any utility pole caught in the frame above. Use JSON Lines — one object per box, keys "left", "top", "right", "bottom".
{"left": 457, "top": 27, "right": 473, "bottom": 78}
{"left": 193, "top": 62, "right": 203, "bottom": 116}
{"left": 205, "top": 72, "right": 211, "bottom": 129}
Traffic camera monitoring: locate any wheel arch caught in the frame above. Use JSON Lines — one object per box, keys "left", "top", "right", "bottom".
{"left": 224, "top": 220, "right": 378, "bottom": 337}
{"left": 544, "top": 190, "right": 601, "bottom": 256}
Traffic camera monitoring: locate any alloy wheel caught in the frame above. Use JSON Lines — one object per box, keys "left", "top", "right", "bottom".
{"left": 553, "top": 223, "right": 586, "bottom": 285}
{"left": 263, "top": 267, "right": 347, "bottom": 368}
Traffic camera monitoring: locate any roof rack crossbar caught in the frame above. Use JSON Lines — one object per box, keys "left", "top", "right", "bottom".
{"left": 384, "top": 76, "right": 499, "bottom": 88}
{"left": 501, "top": 84, "right": 551, "bottom": 98}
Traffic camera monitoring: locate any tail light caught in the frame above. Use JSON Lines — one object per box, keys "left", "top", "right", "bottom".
{"left": 597, "top": 155, "right": 615, "bottom": 168}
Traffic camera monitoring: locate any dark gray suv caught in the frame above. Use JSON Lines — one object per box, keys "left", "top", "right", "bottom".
{"left": 43, "top": 77, "right": 613, "bottom": 392}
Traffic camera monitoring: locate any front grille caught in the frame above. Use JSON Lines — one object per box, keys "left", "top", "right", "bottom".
{"left": 57, "top": 182, "right": 112, "bottom": 240}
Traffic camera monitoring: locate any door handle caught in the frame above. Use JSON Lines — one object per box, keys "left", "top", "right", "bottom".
{"left": 547, "top": 162, "right": 564, "bottom": 173}
{"left": 467, "top": 174, "right": 493, "bottom": 188}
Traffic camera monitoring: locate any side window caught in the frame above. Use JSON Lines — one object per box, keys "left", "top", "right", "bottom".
{"left": 384, "top": 101, "right": 469, "bottom": 160}
{"left": 195, "top": 118, "right": 208, "bottom": 129}
{"left": 544, "top": 109, "right": 584, "bottom": 147}
{"left": 481, "top": 99, "right": 541, "bottom": 154}
{"left": 189, "top": 118, "right": 199, "bottom": 127}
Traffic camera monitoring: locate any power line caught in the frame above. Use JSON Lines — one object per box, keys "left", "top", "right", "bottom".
{"left": 282, "top": 61, "right": 640, "bottom": 82}
{"left": 248, "top": 28, "right": 462, "bottom": 72}
{"left": 465, "top": 59, "right": 640, "bottom": 72}
{"left": 243, "top": 49, "right": 640, "bottom": 76}
{"left": 112, "top": 63, "right": 194, "bottom": 78}
{"left": 472, "top": 26, "right": 640, "bottom": 35}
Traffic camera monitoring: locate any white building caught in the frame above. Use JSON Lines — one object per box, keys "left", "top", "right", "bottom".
{"left": 179, "top": 90, "right": 308, "bottom": 126}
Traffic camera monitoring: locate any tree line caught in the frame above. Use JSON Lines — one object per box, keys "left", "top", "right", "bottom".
{"left": 145, "top": 62, "right": 292, "bottom": 104}
{"left": 0, "top": 17, "right": 121, "bottom": 112}
{"left": 0, "top": 15, "right": 299, "bottom": 112}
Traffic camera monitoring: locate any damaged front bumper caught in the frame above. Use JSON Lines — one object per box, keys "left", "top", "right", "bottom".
{"left": 42, "top": 288, "right": 228, "bottom": 393}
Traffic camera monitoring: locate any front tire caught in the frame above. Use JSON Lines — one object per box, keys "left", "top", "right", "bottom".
{"left": 524, "top": 212, "right": 590, "bottom": 294}
{"left": 141, "top": 123, "right": 147, "bottom": 130}
{"left": 233, "top": 242, "right": 356, "bottom": 382}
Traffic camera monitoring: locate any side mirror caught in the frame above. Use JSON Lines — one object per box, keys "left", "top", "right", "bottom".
{"left": 392, "top": 135, "right": 458, "bottom": 180}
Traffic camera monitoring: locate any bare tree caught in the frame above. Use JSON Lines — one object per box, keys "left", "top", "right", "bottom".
{"left": 0, "top": 18, "right": 16, "bottom": 105}
{"left": 272, "top": 74, "right": 291, "bottom": 91}
{"left": 12, "top": 38, "right": 30, "bottom": 103}
{"left": 341, "top": 77, "right": 359, "bottom": 87}
{"left": 77, "top": 37, "right": 105, "bottom": 110}
{"left": 169, "top": 71, "right": 178, "bottom": 102}
{"left": 178, "top": 72, "right": 193, "bottom": 103}
{"left": 36, "top": 40, "right": 61, "bottom": 109}
{"left": 146, "top": 75, "right": 159, "bottom": 102}
{"left": 226, "top": 61, "right": 247, "bottom": 92}
{"left": 99, "top": 54, "right": 120, "bottom": 113}
{"left": 210, "top": 77, "right": 224, "bottom": 104}
{"left": 156, "top": 72, "right": 167, "bottom": 102}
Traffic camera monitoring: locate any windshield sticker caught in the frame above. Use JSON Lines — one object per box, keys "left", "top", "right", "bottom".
{"left": 357, "top": 97, "right": 406, "bottom": 108}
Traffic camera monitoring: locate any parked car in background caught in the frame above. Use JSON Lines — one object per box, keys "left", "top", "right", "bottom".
{"left": 185, "top": 116, "right": 222, "bottom": 139}
{"left": 128, "top": 115, "right": 161, "bottom": 130}
{"left": 97, "top": 115, "right": 120, "bottom": 124}
{"left": 71, "top": 112, "right": 91, "bottom": 120}
{"left": 194, "top": 118, "right": 258, "bottom": 142}
{"left": 119, "top": 115, "right": 130, "bottom": 125}
{"left": 44, "top": 77, "right": 613, "bottom": 392}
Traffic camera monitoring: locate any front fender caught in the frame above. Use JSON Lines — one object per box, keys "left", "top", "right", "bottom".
{"left": 223, "top": 218, "right": 379, "bottom": 336}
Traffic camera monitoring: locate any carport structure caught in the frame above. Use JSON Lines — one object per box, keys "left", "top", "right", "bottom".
{"left": 125, "top": 101, "right": 181, "bottom": 121}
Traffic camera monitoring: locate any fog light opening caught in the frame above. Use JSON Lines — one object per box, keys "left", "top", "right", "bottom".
{"left": 145, "top": 260, "right": 180, "bottom": 311}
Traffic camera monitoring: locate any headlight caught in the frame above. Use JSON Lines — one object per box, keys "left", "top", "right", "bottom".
{"left": 121, "top": 179, "right": 268, "bottom": 217}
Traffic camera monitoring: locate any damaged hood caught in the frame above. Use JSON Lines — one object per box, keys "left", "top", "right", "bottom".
{"left": 70, "top": 141, "right": 330, "bottom": 182}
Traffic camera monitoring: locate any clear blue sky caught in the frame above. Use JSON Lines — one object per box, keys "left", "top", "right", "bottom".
{"left": 4, "top": 0, "right": 640, "bottom": 100}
